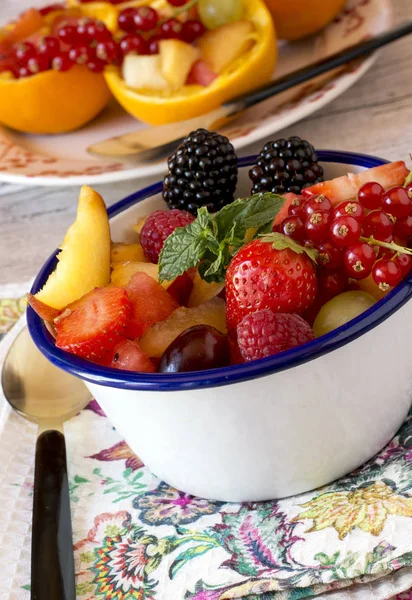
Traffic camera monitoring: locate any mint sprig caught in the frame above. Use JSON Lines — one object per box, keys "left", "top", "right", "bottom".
{"left": 159, "top": 193, "right": 286, "bottom": 283}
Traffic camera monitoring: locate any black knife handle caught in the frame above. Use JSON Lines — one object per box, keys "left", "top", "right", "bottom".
{"left": 31, "top": 430, "right": 75, "bottom": 600}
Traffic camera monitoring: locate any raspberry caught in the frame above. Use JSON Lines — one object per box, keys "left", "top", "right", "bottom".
{"left": 237, "top": 309, "right": 314, "bottom": 361}
{"left": 140, "top": 209, "right": 194, "bottom": 263}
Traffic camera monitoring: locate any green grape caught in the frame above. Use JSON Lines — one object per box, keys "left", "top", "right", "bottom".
{"left": 198, "top": 0, "right": 243, "bottom": 29}
{"left": 313, "top": 291, "right": 376, "bottom": 338}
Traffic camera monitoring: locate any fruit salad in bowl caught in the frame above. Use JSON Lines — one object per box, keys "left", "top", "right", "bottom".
{"left": 28, "top": 132, "right": 412, "bottom": 502}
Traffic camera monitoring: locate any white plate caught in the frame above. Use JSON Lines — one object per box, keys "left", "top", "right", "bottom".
{"left": 0, "top": 0, "right": 391, "bottom": 186}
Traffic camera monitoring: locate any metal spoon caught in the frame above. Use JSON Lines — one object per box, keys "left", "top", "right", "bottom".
{"left": 1, "top": 326, "right": 91, "bottom": 600}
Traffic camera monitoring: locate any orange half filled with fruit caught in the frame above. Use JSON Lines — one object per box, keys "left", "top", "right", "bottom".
{"left": 103, "top": 0, "right": 277, "bottom": 125}
{"left": 0, "top": 4, "right": 113, "bottom": 134}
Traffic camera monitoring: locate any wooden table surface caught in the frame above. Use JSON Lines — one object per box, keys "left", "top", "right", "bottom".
{"left": 0, "top": 0, "right": 411, "bottom": 285}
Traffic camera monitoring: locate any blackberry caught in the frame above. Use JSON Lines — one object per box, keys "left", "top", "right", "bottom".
{"left": 249, "top": 136, "right": 324, "bottom": 195}
{"left": 163, "top": 129, "right": 238, "bottom": 214}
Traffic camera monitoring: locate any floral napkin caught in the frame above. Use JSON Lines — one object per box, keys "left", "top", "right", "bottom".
{"left": 1, "top": 284, "right": 412, "bottom": 600}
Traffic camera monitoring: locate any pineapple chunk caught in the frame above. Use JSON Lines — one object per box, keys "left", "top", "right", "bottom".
{"left": 111, "top": 243, "right": 148, "bottom": 264}
{"left": 139, "top": 297, "right": 226, "bottom": 357}
{"left": 111, "top": 261, "right": 174, "bottom": 289}
{"left": 188, "top": 270, "right": 225, "bottom": 307}
{"left": 35, "top": 186, "right": 110, "bottom": 310}
{"left": 159, "top": 39, "right": 200, "bottom": 90}
{"left": 197, "top": 20, "right": 254, "bottom": 73}
{"left": 123, "top": 54, "right": 170, "bottom": 92}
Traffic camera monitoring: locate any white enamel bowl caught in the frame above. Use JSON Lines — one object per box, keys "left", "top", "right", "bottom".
{"left": 28, "top": 151, "right": 412, "bottom": 502}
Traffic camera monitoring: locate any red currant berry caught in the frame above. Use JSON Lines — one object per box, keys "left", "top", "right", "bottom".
{"left": 119, "top": 33, "right": 146, "bottom": 56}
{"left": 182, "top": 19, "right": 206, "bottom": 43}
{"left": 362, "top": 210, "right": 393, "bottom": 242}
{"left": 393, "top": 215, "right": 412, "bottom": 241}
{"left": 304, "top": 210, "right": 331, "bottom": 242}
{"left": 147, "top": 34, "right": 161, "bottom": 55}
{"left": 395, "top": 253, "right": 412, "bottom": 277}
{"left": 304, "top": 194, "right": 332, "bottom": 216}
{"left": 333, "top": 200, "right": 364, "bottom": 222}
{"left": 75, "top": 19, "right": 94, "bottom": 44}
{"left": 288, "top": 196, "right": 305, "bottom": 218}
{"left": 330, "top": 216, "right": 361, "bottom": 247}
{"left": 344, "top": 243, "right": 375, "bottom": 279}
{"left": 280, "top": 216, "right": 305, "bottom": 241}
{"left": 134, "top": 7, "right": 159, "bottom": 32}
{"left": 372, "top": 259, "right": 402, "bottom": 290}
{"left": 160, "top": 18, "right": 183, "bottom": 39}
{"left": 57, "top": 25, "right": 79, "bottom": 46}
{"left": 27, "top": 53, "right": 50, "bottom": 73}
{"left": 38, "top": 36, "right": 60, "bottom": 59}
{"left": 118, "top": 8, "right": 138, "bottom": 33}
{"left": 13, "top": 65, "right": 31, "bottom": 78}
{"left": 69, "top": 45, "right": 94, "bottom": 65}
{"left": 15, "top": 42, "right": 36, "bottom": 63}
{"left": 86, "top": 20, "right": 112, "bottom": 42}
{"left": 52, "top": 52, "right": 73, "bottom": 71}
{"left": 96, "top": 39, "right": 120, "bottom": 64}
{"left": 87, "top": 57, "right": 106, "bottom": 73}
{"left": 382, "top": 186, "right": 412, "bottom": 219}
{"left": 358, "top": 181, "right": 384, "bottom": 210}
{"left": 302, "top": 238, "right": 316, "bottom": 249}
{"left": 316, "top": 241, "right": 344, "bottom": 269}
{"left": 318, "top": 268, "right": 347, "bottom": 300}
{"left": 167, "top": 0, "right": 188, "bottom": 5}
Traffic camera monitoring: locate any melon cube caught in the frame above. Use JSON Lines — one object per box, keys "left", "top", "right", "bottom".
{"left": 159, "top": 39, "right": 200, "bottom": 90}
{"left": 106, "top": 339, "right": 155, "bottom": 373}
{"left": 197, "top": 20, "right": 254, "bottom": 73}
{"left": 123, "top": 54, "right": 170, "bottom": 92}
{"left": 125, "top": 272, "right": 178, "bottom": 339}
{"left": 139, "top": 297, "right": 227, "bottom": 358}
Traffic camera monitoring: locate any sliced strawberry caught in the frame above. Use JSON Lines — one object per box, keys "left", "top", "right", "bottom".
{"left": 27, "top": 293, "right": 61, "bottom": 322}
{"left": 106, "top": 339, "right": 155, "bottom": 373}
{"left": 55, "top": 287, "right": 131, "bottom": 360}
{"left": 187, "top": 60, "right": 217, "bottom": 86}
{"left": 125, "top": 272, "right": 178, "bottom": 339}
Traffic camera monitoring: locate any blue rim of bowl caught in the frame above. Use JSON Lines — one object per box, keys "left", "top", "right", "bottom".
{"left": 27, "top": 150, "right": 412, "bottom": 391}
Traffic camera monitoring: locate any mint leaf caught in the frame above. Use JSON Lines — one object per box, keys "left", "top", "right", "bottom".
{"left": 159, "top": 218, "right": 211, "bottom": 281}
{"left": 259, "top": 232, "right": 318, "bottom": 263}
{"left": 243, "top": 193, "right": 286, "bottom": 229}
{"left": 404, "top": 169, "right": 412, "bottom": 188}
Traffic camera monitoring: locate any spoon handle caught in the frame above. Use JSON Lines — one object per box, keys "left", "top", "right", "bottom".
{"left": 31, "top": 430, "right": 75, "bottom": 600}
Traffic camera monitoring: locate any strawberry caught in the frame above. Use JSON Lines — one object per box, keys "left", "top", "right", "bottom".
{"left": 225, "top": 236, "right": 317, "bottom": 331}
{"left": 55, "top": 287, "right": 131, "bottom": 359}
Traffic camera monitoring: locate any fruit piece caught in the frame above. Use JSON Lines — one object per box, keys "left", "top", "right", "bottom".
{"left": 249, "top": 137, "right": 324, "bottom": 196}
{"left": 225, "top": 238, "right": 317, "bottom": 331}
{"left": 140, "top": 209, "right": 195, "bottom": 263}
{"left": 264, "top": 0, "right": 345, "bottom": 40}
{"left": 96, "top": 39, "right": 120, "bottom": 64}
{"left": 69, "top": 44, "right": 95, "bottom": 65}
{"left": 87, "top": 57, "right": 106, "bottom": 73}
{"left": 40, "top": 4, "right": 66, "bottom": 16}
{"left": 167, "top": 271, "right": 194, "bottom": 306}
{"left": 160, "top": 18, "right": 183, "bottom": 40}
{"left": 304, "top": 194, "right": 332, "bottom": 217}
{"left": 55, "top": 287, "right": 131, "bottom": 359}
{"left": 140, "top": 297, "right": 226, "bottom": 358}
{"left": 313, "top": 290, "right": 376, "bottom": 338}
{"left": 198, "top": 0, "right": 243, "bottom": 28}
{"left": 395, "top": 253, "right": 412, "bottom": 277}
{"left": 27, "top": 293, "right": 61, "bottom": 322}
{"left": 104, "top": 0, "right": 276, "bottom": 126}
{"left": 188, "top": 270, "right": 225, "bottom": 307}
{"left": 382, "top": 186, "right": 412, "bottom": 219}
{"left": 304, "top": 161, "right": 409, "bottom": 204}
{"left": 118, "top": 7, "right": 138, "bottom": 33}
{"left": 158, "top": 324, "right": 230, "bottom": 372}
{"left": 110, "top": 261, "right": 173, "bottom": 289}
{"left": 317, "top": 268, "right": 347, "bottom": 301}
{"left": 304, "top": 210, "right": 331, "bottom": 242}
{"left": 134, "top": 6, "right": 158, "bottom": 32}
{"left": 85, "top": 20, "right": 112, "bottom": 42}
{"left": 1, "top": 9, "right": 44, "bottom": 47}
{"left": 52, "top": 52, "right": 73, "bottom": 71}
{"left": 333, "top": 200, "right": 364, "bottom": 222}
{"left": 119, "top": 33, "right": 146, "bottom": 56}
{"left": 27, "top": 53, "right": 50, "bottom": 74}
{"left": 35, "top": 186, "right": 110, "bottom": 309}
{"left": 122, "top": 53, "right": 170, "bottom": 91}
{"left": 0, "top": 63, "right": 110, "bottom": 133}
{"left": 111, "top": 242, "right": 147, "bottom": 264}
{"left": 57, "top": 24, "right": 79, "bottom": 45}
{"left": 237, "top": 309, "right": 314, "bottom": 361}
{"left": 358, "top": 181, "right": 384, "bottom": 210}
{"left": 38, "top": 35, "right": 60, "bottom": 59}
{"left": 330, "top": 215, "right": 361, "bottom": 247}
{"left": 372, "top": 259, "right": 403, "bottom": 291}
{"left": 197, "top": 20, "right": 254, "bottom": 74}
{"left": 393, "top": 215, "right": 412, "bottom": 241}
{"left": 163, "top": 129, "right": 238, "bottom": 214}
{"left": 107, "top": 339, "right": 155, "bottom": 372}
{"left": 167, "top": 0, "right": 189, "bottom": 6}
{"left": 186, "top": 59, "right": 217, "bottom": 86}
{"left": 125, "top": 272, "right": 178, "bottom": 339}
{"left": 159, "top": 39, "right": 200, "bottom": 91}
{"left": 147, "top": 34, "right": 161, "bottom": 55}
{"left": 343, "top": 242, "right": 375, "bottom": 280}
{"left": 280, "top": 215, "right": 305, "bottom": 241}
{"left": 15, "top": 42, "right": 37, "bottom": 63}
{"left": 362, "top": 210, "right": 393, "bottom": 242}
{"left": 316, "top": 241, "right": 343, "bottom": 269}
{"left": 182, "top": 20, "right": 206, "bottom": 43}
{"left": 356, "top": 273, "right": 388, "bottom": 301}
